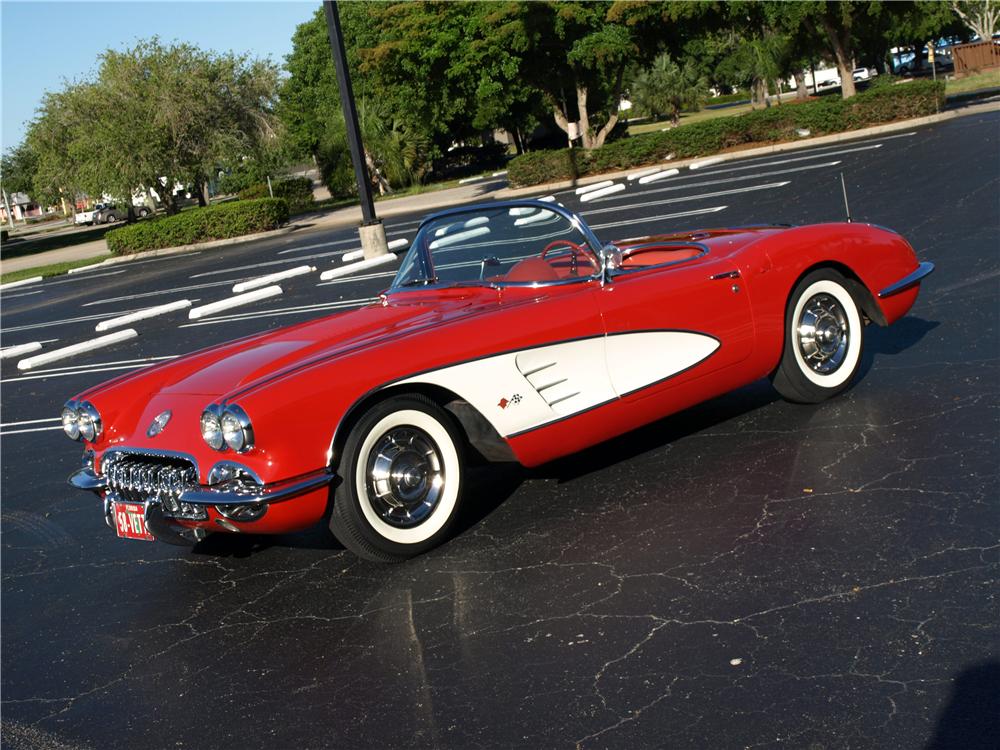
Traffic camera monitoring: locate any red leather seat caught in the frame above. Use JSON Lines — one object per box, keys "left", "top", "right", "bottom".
{"left": 504, "top": 257, "right": 560, "bottom": 282}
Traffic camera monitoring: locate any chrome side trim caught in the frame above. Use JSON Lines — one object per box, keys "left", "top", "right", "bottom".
{"left": 178, "top": 469, "right": 333, "bottom": 506}
{"left": 878, "top": 261, "right": 935, "bottom": 299}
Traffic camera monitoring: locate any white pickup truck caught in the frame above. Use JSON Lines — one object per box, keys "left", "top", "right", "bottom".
{"left": 74, "top": 203, "right": 108, "bottom": 225}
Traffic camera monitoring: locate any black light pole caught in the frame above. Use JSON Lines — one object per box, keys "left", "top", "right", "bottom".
{"left": 323, "top": 0, "right": 388, "bottom": 258}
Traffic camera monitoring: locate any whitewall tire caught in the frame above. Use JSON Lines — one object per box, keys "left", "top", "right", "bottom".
{"left": 330, "top": 394, "right": 465, "bottom": 562}
{"left": 771, "top": 269, "right": 865, "bottom": 404}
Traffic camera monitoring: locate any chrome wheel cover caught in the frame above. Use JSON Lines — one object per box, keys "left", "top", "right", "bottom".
{"left": 796, "top": 292, "right": 850, "bottom": 374}
{"left": 365, "top": 426, "right": 445, "bottom": 528}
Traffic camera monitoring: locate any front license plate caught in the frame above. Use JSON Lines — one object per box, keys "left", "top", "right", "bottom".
{"left": 112, "top": 502, "right": 155, "bottom": 542}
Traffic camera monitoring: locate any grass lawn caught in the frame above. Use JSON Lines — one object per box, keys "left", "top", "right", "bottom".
{"left": 945, "top": 69, "right": 1000, "bottom": 95}
{"left": 1, "top": 256, "right": 113, "bottom": 284}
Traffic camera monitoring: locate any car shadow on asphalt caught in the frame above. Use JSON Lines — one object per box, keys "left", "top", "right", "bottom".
{"left": 925, "top": 660, "right": 1000, "bottom": 750}
{"left": 859, "top": 315, "right": 939, "bottom": 378}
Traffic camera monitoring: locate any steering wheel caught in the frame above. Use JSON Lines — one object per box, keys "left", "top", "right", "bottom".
{"left": 540, "top": 239, "right": 599, "bottom": 271}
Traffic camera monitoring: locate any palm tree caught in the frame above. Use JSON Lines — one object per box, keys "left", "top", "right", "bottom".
{"left": 629, "top": 54, "right": 709, "bottom": 125}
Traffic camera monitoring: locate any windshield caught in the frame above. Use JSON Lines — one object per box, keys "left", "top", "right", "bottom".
{"left": 392, "top": 203, "right": 600, "bottom": 289}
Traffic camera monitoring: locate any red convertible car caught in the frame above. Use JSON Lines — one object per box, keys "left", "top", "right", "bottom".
{"left": 64, "top": 200, "right": 933, "bottom": 561}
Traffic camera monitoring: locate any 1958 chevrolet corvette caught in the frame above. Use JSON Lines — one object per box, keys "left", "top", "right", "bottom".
{"left": 63, "top": 200, "right": 933, "bottom": 561}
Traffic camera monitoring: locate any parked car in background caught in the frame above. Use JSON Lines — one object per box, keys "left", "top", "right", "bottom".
{"left": 93, "top": 204, "right": 150, "bottom": 224}
{"left": 74, "top": 203, "right": 108, "bottom": 225}
{"left": 852, "top": 67, "right": 877, "bottom": 82}
{"left": 64, "top": 200, "right": 934, "bottom": 562}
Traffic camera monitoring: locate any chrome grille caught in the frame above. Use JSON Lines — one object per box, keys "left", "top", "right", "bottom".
{"left": 102, "top": 452, "right": 206, "bottom": 520}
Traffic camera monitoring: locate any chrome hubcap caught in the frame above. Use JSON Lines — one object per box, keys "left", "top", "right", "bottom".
{"left": 797, "top": 293, "right": 850, "bottom": 374}
{"left": 365, "top": 426, "right": 444, "bottom": 528}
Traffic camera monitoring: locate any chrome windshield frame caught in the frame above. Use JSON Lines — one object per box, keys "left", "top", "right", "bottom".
{"left": 389, "top": 200, "right": 605, "bottom": 292}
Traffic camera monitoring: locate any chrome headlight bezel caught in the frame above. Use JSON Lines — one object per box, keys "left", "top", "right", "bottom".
{"left": 77, "top": 401, "right": 102, "bottom": 442}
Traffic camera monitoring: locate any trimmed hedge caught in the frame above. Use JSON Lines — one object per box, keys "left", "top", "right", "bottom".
{"left": 509, "top": 80, "right": 944, "bottom": 187}
{"left": 238, "top": 177, "right": 314, "bottom": 214}
{"left": 106, "top": 198, "right": 289, "bottom": 255}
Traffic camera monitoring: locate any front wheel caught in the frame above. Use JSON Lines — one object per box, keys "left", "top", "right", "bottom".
{"left": 329, "top": 394, "right": 465, "bottom": 562}
{"left": 771, "top": 269, "right": 864, "bottom": 404}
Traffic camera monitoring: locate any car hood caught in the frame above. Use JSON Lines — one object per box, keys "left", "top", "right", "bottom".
{"left": 83, "top": 287, "right": 506, "bottom": 403}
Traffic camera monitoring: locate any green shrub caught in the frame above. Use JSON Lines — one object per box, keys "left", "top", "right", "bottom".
{"left": 508, "top": 81, "right": 944, "bottom": 187}
{"left": 238, "top": 177, "right": 314, "bottom": 214}
{"left": 106, "top": 198, "right": 289, "bottom": 255}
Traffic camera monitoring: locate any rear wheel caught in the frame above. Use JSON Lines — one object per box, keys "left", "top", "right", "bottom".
{"left": 329, "top": 394, "right": 465, "bottom": 562}
{"left": 771, "top": 269, "right": 864, "bottom": 404}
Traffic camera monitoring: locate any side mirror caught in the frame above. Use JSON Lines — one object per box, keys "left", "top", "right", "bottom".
{"left": 601, "top": 244, "right": 622, "bottom": 285}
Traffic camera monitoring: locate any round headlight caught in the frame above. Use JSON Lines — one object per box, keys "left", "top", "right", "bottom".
{"left": 221, "top": 412, "right": 245, "bottom": 452}
{"left": 220, "top": 405, "right": 253, "bottom": 453}
{"left": 200, "top": 409, "right": 224, "bottom": 450}
{"left": 61, "top": 406, "right": 80, "bottom": 441}
{"left": 77, "top": 401, "right": 102, "bottom": 442}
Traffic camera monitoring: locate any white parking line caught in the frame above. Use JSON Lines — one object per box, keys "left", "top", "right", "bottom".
{"left": 589, "top": 205, "right": 728, "bottom": 230}
{"left": 31, "top": 270, "right": 127, "bottom": 287}
{"left": 95, "top": 300, "right": 193, "bottom": 331}
{"left": 188, "top": 286, "right": 283, "bottom": 319}
{"left": 387, "top": 238, "right": 409, "bottom": 251}
{"left": 1, "top": 425, "right": 64, "bottom": 436}
{"left": 17, "top": 329, "right": 139, "bottom": 371}
{"left": 2, "top": 290, "right": 43, "bottom": 300}
{"left": 0, "top": 342, "right": 42, "bottom": 359}
{"left": 681, "top": 143, "right": 883, "bottom": 177}
{"left": 80, "top": 279, "right": 242, "bottom": 306}
{"left": 277, "top": 237, "right": 358, "bottom": 255}
{"left": 317, "top": 270, "right": 399, "bottom": 287}
{"left": 232, "top": 265, "right": 315, "bottom": 293}
{"left": 582, "top": 181, "right": 789, "bottom": 217}
{"left": 1, "top": 356, "right": 175, "bottom": 384}
{"left": 191, "top": 250, "right": 345, "bottom": 277}
{"left": 180, "top": 297, "right": 377, "bottom": 328}
{"left": 1, "top": 417, "right": 60, "bottom": 427}
{"left": 13, "top": 355, "right": 176, "bottom": 376}
{"left": 4, "top": 304, "right": 179, "bottom": 331}
{"left": 429, "top": 226, "right": 491, "bottom": 250}
{"left": 593, "top": 160, "right": 841, "bottom": 204}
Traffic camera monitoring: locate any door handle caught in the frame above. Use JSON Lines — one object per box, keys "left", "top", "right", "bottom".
{"left": 710, "top": 270, "right": 740, "bottom": 280}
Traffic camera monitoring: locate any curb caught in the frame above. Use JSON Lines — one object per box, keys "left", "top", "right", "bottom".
{"left": 495, "top": 100, "right": 1000, "bottom": 197}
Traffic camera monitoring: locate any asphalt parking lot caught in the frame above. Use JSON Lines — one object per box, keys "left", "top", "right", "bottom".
{"left": 2, "top": 111, "right": 998, "bottom": 749}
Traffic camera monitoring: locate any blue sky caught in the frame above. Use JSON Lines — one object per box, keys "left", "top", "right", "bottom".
{"left": 1, "top": 1, "right": 319, "bottom": 152}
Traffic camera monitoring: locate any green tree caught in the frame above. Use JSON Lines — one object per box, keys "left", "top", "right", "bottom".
{"left": 513, "top": 1, "right": 668, "bottom": 149}
{"left": 630, "top": 53, "right": 709, "bottom": 123}
{"left": 950, "top": 0, "right": 998, "bottom": 39}
{"left": 24, "top": 39, "right": 280, "bottom": 215}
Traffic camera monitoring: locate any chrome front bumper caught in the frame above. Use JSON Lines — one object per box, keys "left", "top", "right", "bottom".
{"left": 68, "top": 466, "right": 332, "bottom": 507}
{"left": 69, "top": 466, "right": 333, "bottom": 544}
{"left": 878, "top": 261, "right": 935, "bottom": 298}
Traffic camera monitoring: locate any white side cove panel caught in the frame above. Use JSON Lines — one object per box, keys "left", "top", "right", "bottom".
{"left": 397, "top": 331, "right": 720, "bottom": 438}
{"left": 605, "top": 331, "right": 719, "bottom": 396}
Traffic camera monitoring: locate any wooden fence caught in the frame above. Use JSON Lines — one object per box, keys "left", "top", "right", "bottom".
{"left": 953, "top": 40, "right": 1000, "bottom": 77}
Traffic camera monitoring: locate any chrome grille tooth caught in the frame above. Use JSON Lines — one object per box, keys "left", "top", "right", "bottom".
{"left": 99, "top": 451, "right": 204, "bottom": 521}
